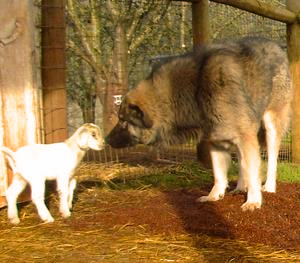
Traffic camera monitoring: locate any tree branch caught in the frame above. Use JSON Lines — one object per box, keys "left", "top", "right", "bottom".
{"left": 68, "top": 40, "right": 108, "bottom": 80}
{"left": 66, "top": 0, "right": 98, "bottom": 68}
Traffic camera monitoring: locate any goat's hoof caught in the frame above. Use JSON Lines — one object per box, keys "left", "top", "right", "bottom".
{"left": 43, "top": 217, "right": 54, "bottom": 223}
{"left": 61, "top": 211, "right": 71, "bottom": 218}
{"left": 9, "top": 217, "right": 20, "bottom": 225}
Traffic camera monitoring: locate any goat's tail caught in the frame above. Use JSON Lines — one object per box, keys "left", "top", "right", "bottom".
{"left": 0, "top": 146, "right": 17, "bottom": 173}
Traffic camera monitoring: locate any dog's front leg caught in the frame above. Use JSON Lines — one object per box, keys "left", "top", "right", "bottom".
{"left": 238, "top": 139, "right": 262, "bottom": 211}
{"left": 197, "top": 148, "right": 231, "bottom": 202}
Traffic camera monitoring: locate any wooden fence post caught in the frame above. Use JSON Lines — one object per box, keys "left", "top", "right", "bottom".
{"left": 287, "top": 0, "right": 300, "bottom": 163}
{"left": 0, "top": 0, "right": 42, "bottom": 206}
{"left": 192, "top": 0, "right": 210, "bottom": 47}
{"left": 191, "top": 0, "right": 213, "bottom": 168}
{"left": 41, "top": 0, "right": 68, "bottom": 143}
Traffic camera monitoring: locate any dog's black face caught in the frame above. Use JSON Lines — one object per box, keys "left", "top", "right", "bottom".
{"left": 106, "top": 96, "right": 157, "bottom": 148}
{"left": 106, "top": 121, "right": 138, "bottom": 148}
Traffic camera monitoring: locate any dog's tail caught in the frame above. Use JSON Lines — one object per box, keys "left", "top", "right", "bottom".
{"left": 0, "top": 146, "right": 17, "bottom": 174}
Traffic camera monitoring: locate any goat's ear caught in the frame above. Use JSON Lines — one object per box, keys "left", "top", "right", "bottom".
{"left": 76, "top": 128, "right": 89, "bottom": 147}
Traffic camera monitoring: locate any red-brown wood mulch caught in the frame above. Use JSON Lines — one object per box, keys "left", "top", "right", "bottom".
{"left": 70, "top": 182, "right": 300, "bottom": 250}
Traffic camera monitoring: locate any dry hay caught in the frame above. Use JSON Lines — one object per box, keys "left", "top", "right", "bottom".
{"left": 0, "top": 163, "right": 299, "bottom": 262}
{"left": 2, "top": 221, "right": 296, "bottom": 263}
{"left": 75, "top": 160, "right": 178, "bottom": 185}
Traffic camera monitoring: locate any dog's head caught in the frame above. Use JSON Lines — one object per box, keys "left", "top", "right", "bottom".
{"left": 106, "top": 81, "right": 167, "bottom": 148}
{"left": 107, "top": 94, "right": 158, "bottom": 148}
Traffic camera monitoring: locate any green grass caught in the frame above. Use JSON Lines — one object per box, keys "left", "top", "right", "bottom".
{"left": 105, "top": 160, "right": 300, "bottom": 191}
{"left": 277, "top": 162, "right": 300, "bottom": 183}
{"left": 106, "top": 161, "right": 213, "bottom": 190}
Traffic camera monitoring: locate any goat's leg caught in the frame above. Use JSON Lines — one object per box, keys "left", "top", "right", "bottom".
{"left": 6, "top": 174, "right": 27, "bottom": 224}
{"left": 68, "top": 178, "right": 76, "bottom": 210}
{"left": 57, "top": 177, "right": 72, "bottom": 218}
{"left": 30, "top": 180, "right": 54, "bottom": 223}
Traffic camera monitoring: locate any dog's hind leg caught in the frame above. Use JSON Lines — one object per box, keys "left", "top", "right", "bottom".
{"left": 197, "top": 147, "right": 231, "bottom": 202}
{"left": 263, "top": 108, "right": 289, "bottom": 193}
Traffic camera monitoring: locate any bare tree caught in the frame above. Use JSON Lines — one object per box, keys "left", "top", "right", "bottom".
{"left": 66, "top": 0, "right": 170, "bottom": 133}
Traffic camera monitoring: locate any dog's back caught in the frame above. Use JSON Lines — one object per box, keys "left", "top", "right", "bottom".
{"left": 149, "top": 38, "right": 291, "bottom": 141}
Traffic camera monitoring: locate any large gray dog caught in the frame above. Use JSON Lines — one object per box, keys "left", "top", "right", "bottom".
{"left": 107, "top": 37, "right": 292, "bottom": 211}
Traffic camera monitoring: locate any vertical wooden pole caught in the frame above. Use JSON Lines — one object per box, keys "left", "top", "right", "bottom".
{"left": 41, "top": 0, "right": 68, "bottom": 143}
{"left": 192, "top": 0, "right": 212, "bottom": 168}
{"left": 287, "top": 0, "right": 300, "bottom": 163}
{"left": 192, "top": 0, "right": 210, "bottom": 47}
{"left": 0, "top": 0, "right": 42, "bottom": 206}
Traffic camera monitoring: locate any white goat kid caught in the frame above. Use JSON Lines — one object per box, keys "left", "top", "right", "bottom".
{"left": 1, "top": 123, "right": 105, "bottom": 224}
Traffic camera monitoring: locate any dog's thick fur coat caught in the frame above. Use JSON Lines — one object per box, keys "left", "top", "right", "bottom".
{"left": 107, "top": 37, "right": 292, "bottom": 211}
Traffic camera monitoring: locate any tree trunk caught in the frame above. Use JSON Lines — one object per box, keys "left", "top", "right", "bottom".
{"left": 103, "top": 21, "right": 129, "bottom": 134}
{"left": 102, "top": 82, "right": 120, "bottom": 134}
{"left": 80, "top": 94, "right": 96, "bottom": 123}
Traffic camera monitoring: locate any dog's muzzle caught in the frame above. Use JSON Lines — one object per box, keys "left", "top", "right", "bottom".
{"left": 106, "top": 121, "right": 139, "bottom": 148}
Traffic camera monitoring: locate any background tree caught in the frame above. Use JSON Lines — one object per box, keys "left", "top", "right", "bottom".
{"left": 66, "top": 0, "right": 179, "bottom": 133}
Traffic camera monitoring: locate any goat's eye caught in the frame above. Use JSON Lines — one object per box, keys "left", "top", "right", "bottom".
{"left": 91, "top": 131, "right": 97, "bottom": 138}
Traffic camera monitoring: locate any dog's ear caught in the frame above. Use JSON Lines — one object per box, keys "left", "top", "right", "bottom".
{"left": 120, "top": 102, "right": 153, "bottom": 129}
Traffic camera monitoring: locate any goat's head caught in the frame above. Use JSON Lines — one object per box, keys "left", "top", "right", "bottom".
{"left": 76, "top": 123, "right": 105, "bottom": 151}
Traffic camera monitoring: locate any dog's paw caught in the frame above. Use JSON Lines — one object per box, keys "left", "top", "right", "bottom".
{"left": 262, "top": 183, "right": 276, "bottom": 193}
{"left": 241, "top": 201, "right": 261, "bottom": 211}
{"left": 196, "top": 193, "right": 224, "bottom": 203}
